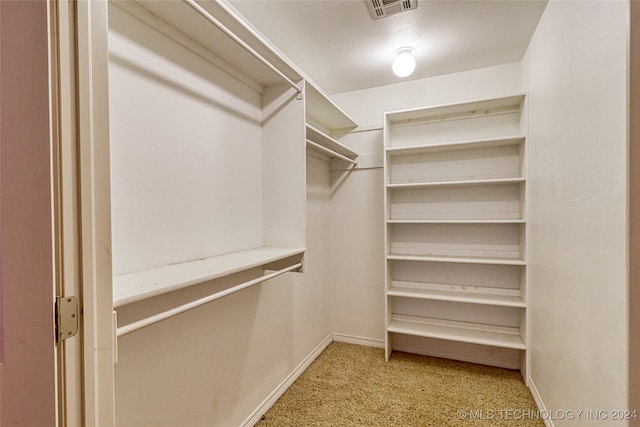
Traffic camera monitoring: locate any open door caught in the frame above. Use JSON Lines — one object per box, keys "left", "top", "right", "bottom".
{"left": 2, "top": 2, "right": 115, "bottom": 425}
{"left": 0, "top": 1, "right": 57, "bottom": 425}
{"left": 630, "top": 0, "right": 640, "bottom": 424}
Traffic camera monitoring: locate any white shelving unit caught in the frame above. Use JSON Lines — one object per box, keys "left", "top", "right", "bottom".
{"left": 383, "top": 94, "right": 528, "bottom": 371}
{"left": 107, "top": 0, "right": 356, "bottom": 315}
{"left": 305, "top": 81, "right": 358, "bottom": 164}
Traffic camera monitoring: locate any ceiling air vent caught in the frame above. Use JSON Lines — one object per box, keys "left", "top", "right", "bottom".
{"left": 365, "top": 0, "right": 418, "bottom": 20}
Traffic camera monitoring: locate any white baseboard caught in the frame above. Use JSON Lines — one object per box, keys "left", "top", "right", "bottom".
{"left": 331, "top": 333, "right": 385, "bottom": 348}
{"left": 528, "top": 378, "right": 554, "bottom": 427}
{"left": 241, "top": 334, "right": 333, "bottom": 427}
{"left": 242, "top": 333, "right": 383, "bottom": 426}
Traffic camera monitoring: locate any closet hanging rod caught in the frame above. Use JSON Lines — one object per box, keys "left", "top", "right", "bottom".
{"left": 306, "top": 139, "right": 358, "bottom": 165}
{"left": 183, "top": 0, "right": 302, "bottom": 96}
{"left": 116, "top": 262, "right": 303, "bottom": 338}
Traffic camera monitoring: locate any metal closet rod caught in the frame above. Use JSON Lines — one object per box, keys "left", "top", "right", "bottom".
{"left": 116, "top": 262, "right": 303, "bottom": 338}
{"left": 183, "top": 0, "right": 302, "bottom": 96}
{"left": 306, "top": 139, "right": 358, "bottom": 165}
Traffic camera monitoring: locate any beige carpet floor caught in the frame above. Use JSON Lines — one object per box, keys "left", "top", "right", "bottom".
{"left": 256, "top": 342, "right": 544, "bottom": 427}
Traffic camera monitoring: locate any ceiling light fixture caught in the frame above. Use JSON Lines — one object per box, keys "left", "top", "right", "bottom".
{"left": 392, "top": 47, "right": 416, "bottom": 78}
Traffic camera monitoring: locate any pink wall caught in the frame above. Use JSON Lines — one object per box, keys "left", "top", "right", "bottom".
{"left": 0, "top": 0, "right": 57, "bottom": 425}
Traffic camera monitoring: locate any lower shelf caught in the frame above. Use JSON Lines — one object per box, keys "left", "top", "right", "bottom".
{"left": 387, "top": 314, "right": 526, "bottom": 350}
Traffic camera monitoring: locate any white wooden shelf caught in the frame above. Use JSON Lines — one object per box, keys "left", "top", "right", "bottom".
{"left": 305, "top": 82, "right": 357, "bottom": 131}
{"left": 385, "top": 94, "right": 526, "bottom": 127}
{"left": 386, "top": 135, "right": 525, "bottom": 155}
{"left": 387, "top": 219, "right": 525, "bottom": 224}
{"left": 387, "top": 182, "right": 525, "bottom": 222}
{"left": 387, "top": 177, "right": 525, "bottom": 189}
{"left": 303, "top": 82, "right": 358, "bottom": 165}
{"left": 387, "top": 254, "right": 526, "bottom": 266}
{"left": 387, "top": 314, "right": 526, "bottom": 350}
{"left": 388, "top": 281, "right": 525, "bottom": 308}
{"left": 116, "top": 1, "right": 303, "bottom": 92}
{"left": 113, "top": 246, "right": 305, "bottom": 307}
{"left": 306, "top": 123, "right": 358, "bottom": 159}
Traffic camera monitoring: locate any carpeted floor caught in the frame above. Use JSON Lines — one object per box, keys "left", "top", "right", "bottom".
{"left": 256, "top": 342, "right": 544, "bottom": 427}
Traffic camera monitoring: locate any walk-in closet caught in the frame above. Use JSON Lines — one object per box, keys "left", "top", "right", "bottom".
{"left": 4, "top": 0, "right": 635, "bottom": 426}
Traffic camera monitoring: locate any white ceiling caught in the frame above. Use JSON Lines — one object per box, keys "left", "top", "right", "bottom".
{"left": 228, "top": 0, "right": 547, "bottom": 94}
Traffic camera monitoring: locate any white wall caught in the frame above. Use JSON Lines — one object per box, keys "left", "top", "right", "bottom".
{"left": 328, "top": 130, "right": 386, "bottom": 343}
{"left": 108, "top": 5, "right": 265, "bottom": 275}
{"left": 114, "top": 154, "right": 333, "bottom": 427}
{"left": 521, "top": 1, "right": 629, "bottom": 422}
{"left": 330, "top": 63, "right": 523, "bottom": 343}
{"left": 110, "top": 6, "right": 333, "bottom": 425}
{"left": 333, "top": 62, "right": 522, "bottom": 127}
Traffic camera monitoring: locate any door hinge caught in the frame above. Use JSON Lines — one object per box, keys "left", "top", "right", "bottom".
{"left": 56, "top": 296, "right": 79, "bottom": 343}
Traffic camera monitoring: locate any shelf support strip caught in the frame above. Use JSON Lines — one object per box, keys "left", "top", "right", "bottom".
{"left": 115, "top": 262, "right": 302, "bottom": 338}
{"left": 183, "top": 0, "right": 302, "bottom": 96}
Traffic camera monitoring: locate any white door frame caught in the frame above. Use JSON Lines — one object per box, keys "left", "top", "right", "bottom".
{"left": 50, "top": 1, "right": 115, "bottom": 425}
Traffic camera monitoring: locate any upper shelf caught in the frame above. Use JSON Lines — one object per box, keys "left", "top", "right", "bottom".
{"left": 305, "top": 82, "right": 357, "bottom": 131}
{"left": 121, "top": 0, "right": 303, "bottom": 92}
{"left": 120, "top": 1, "right": 358, "bottom": 131}
{"left": 386, "top": 94, "right": 526, "bottom": 127}
{"left": 113, "top": 246, "right": 305, "bottom": 307}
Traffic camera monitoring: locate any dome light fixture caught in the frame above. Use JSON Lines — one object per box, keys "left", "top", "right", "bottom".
{"left": 392, "top": 47, "right": 416, "bottom": 78}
